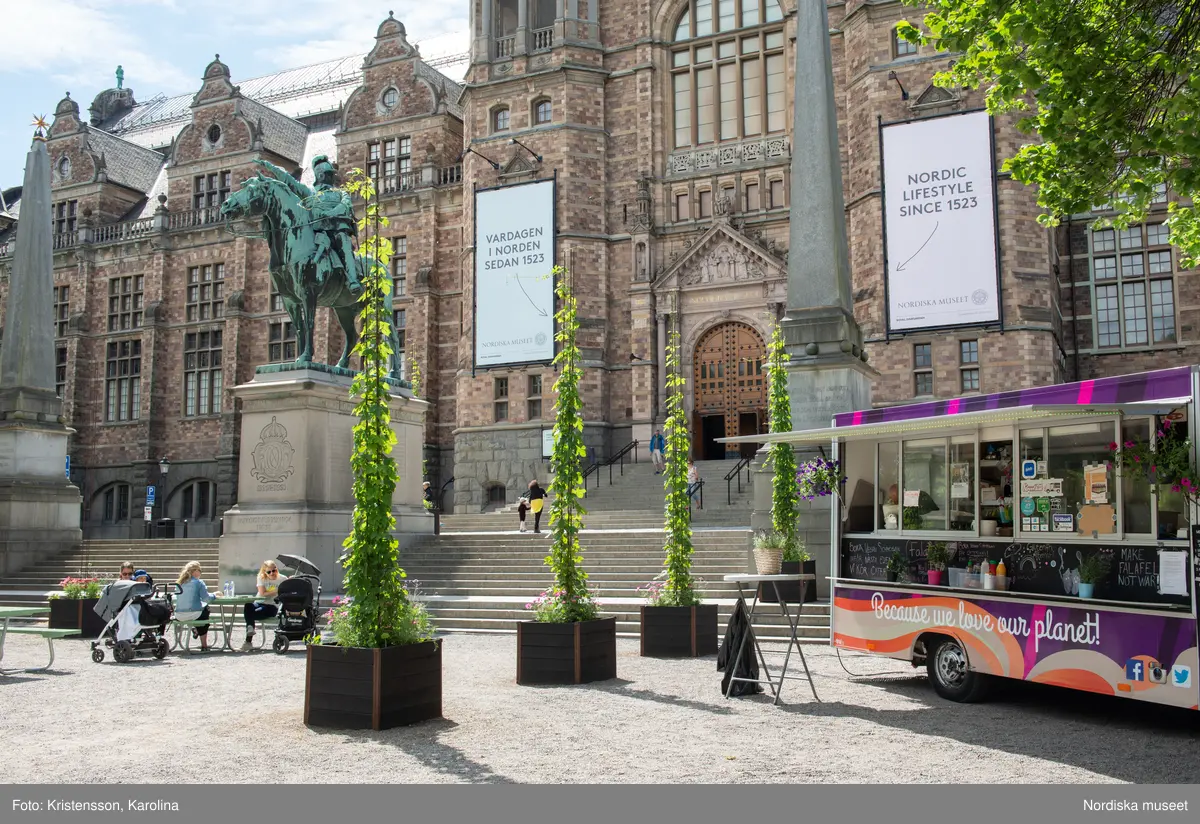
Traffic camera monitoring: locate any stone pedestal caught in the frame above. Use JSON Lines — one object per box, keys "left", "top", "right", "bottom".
{"left": 0, "top": 421, "right": 82, "bottom": 575}
{"left": 218, "top": 368, "right": 430, "bottom": 594}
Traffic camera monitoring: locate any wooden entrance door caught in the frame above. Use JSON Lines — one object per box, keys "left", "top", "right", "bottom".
{"left": 692, "top": 322, "right": 767, "bottom": 457}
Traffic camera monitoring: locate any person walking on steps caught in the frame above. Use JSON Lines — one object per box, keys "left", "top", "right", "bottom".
{"left": 527, "top": 480, "right": 547, "bottom": 534}
{"left": 649, "top": 429, "right": 666, "bottom": 474}
{"left": 517, "top": 495, "right": 530, "bottom": 533}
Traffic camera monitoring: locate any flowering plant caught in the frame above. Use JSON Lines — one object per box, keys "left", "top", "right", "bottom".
{"left": 796, "top": 457, "right": 845, "bottom": 502}
{"left": 1109, "top": 417, "right": 1200, "bottom": 504}
{"left": 525, "top": 586, "right": 600, "bottom": 623}
{"left": 56, "top": 577, "right": 102, "bottom": 599}
{"left": 637, "top": 569, "right": 706, "bottom": 606}
{"left": 317, "top": 579, "right": 434, "bottom": 648}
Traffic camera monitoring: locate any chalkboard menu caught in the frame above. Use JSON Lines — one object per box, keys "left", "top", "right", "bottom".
{"left": 841, "top": 537, "right": 1191, "bottom": 606}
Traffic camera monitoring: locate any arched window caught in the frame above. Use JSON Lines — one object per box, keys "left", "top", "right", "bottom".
{"left": 95, "top": 483, "right": 131, "bottom": 523}
{"left": 175, "top": 480, "right": 217, "bottom": 521}
{"left": 493, "top": 107, "right": 511, "bottom": 132}
{"left": 534, "top": 99, "right": 552, "bottom": 125}
{"left": 671, "top": 0, "right": 787, "bottom": 149}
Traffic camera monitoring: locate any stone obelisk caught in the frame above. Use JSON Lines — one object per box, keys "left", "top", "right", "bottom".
{"left": 751, "top": 0, "right": 875, "bottom": 595}
{"left": 0, "top": 129, "right": 82, "bottom": 574}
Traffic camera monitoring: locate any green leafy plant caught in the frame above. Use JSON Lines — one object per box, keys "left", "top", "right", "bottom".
{"left": 925, "top": 542, "right": 950, "bottom": 571}
{"left": 903, "top": 507, "right": 924, "bottom": 530}
{"left": 783, "top": 537, "right": 810, "bottom": 563}
{"left": 333, "top": 170, "right": 434, "bottom": 649}
{"left": 886, "top": 551, "right": 907, "bottom": 582}
{"left": 1079, "top": 554, "right": 1112, "bottom": 585}
{"left": 897, "top": 0, "right": 1200, "bottom": 268}
{"left": 655, "top": 328, "right": 701, "bottom": 607}
{"left": 55, "top": 577, "right": 102, "bottom": 599}
{"left": 765, "top": 324, "right": 800, "bottom": 546}
{"left": 1110, "top": 417, "right": 1200, "bottom": 506}
{"left": 753, "top": 529, "right": 789, "bottom": 551}
{"left": 529, "top": 270, "right": 599, "bottom": 624}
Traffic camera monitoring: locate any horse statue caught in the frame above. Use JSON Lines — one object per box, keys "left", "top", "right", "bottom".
{"left": 219, "top": 170, "right": 404, "bottom": 381}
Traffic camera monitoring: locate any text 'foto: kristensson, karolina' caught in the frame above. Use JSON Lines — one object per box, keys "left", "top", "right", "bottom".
{"left": 13, "top": 799, "right": 181, "bottom": 812}
{"left": 1083, "top": 800, "right": 1189, "bottom": 812}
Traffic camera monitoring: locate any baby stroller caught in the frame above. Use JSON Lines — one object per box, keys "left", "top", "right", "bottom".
{"left": 90, "top": 580, "right": 176, "bottom": 663}
{"left": 271, "top": 554, "right": 322, "bottom": 654}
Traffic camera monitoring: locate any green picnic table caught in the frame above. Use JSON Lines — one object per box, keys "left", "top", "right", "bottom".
{"left": 173, "top": 596, "right": 271, "bottom": 652}
{"left": 0, "top": 606, "right": 73, "bottom": 673}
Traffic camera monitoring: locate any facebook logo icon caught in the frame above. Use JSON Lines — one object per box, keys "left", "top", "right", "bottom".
{"left": 1125, "top": 659, "right": 1144, "bottom": 682}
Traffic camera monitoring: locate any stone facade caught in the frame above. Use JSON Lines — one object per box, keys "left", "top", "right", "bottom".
{"left": 1, "top": 1, "right": 1194, "bottom": 529}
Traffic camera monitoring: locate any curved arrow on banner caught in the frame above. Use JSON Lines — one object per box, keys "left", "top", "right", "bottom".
{"left": 895, "top": 221, "right": 939, "bottom": 273}
{"left": 513, "top": 273, "right": 549, "bottom": 317}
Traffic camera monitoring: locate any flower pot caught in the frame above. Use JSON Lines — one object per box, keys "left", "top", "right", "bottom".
{"left": 1078, "top": 582, "right": 1095, "bottom": 599}
{"left": 753, "top": 547, "right": 783, "bottom": 575}
{"left": 304, "top": 640, "right": 442, "bottom": 730}
{"left": 640, "top": 605, "right": 718, "bottom": 657}
{"left": 517, "top": 617, "right": 616, "bottom": 685}
{"left": 926, "top": 570, "right": 944, "bottom": 586}
{"left": 49, "top": 597, "right": 105, "bottom": 638}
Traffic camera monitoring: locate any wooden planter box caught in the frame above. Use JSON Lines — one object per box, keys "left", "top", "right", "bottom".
{"left": 304, "top": 640, "right": 442, "bottom": 730}
{"left": 758, "top": 561, "right": 817, "bottom": 604}
{"left": 517, "top": 617, "right": 616, "bottom": 685}
{"left": 640, "top": 604, "right": 718, "bottom": 657}
{"left": 49, "top": 598, "right": 105, "bottom": 638}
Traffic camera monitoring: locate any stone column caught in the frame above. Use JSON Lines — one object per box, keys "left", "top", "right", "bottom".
{"left": 479, "top": 0, "right": 493, "bottom": 62}
{"left": 656, "top": 312, "right": 668, "bottom": 420}
{"left": 0, "top": 135, "right": 82, "bottom": 574}
{"left": 515, "top": 0, "right": 528, "bottom": 55}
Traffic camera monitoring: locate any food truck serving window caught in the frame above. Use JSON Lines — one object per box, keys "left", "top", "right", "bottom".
{"left": 1018, "top": 423, "right": 1117, "bottom": 536}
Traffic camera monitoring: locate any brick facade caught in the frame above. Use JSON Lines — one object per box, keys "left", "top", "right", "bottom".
{"left": 1, "top": 1, "right": 1192, "bottom": 528}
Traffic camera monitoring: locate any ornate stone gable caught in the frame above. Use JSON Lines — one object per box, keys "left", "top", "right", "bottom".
{"left": 654, "top": 223, "right": 786, "bottom": 291}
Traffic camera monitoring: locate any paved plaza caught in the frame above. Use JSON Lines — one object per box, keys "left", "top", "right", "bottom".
{"left": 1, "top": 633, "right": 1196, "bottom": 784}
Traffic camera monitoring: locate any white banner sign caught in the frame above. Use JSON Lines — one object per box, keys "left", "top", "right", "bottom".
{"left": 474, "top": 179, "right": 556, "bottom": 367}
{"left": 882, "top": 111, "right": 1000, "bottom": 331}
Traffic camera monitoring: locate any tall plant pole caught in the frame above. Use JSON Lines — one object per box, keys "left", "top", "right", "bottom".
{"left": 766, "top": 323, "right": 799, "bottom": 546}
{"left": 660, "top": 327, "right": 698, "bottom": 606}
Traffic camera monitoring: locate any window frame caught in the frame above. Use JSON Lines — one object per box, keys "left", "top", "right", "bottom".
{"left": 183, "top": 329, "right": 223, "bottom": 418}
{"left": 1088, "top": 222, "right": 1178, "bottom": 349}
{"left": 104, "top": 339, "right": 142, "bottom": 423}
{"left": 492, "top": 107, "right": 511, "bottom": 133}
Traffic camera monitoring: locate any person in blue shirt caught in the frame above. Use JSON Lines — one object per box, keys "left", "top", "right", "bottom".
{"left": 650, "top": 429, "right": 666, "bottom": 475}
{"left": 174, "top": 561, "right": 214, "bottom": 652}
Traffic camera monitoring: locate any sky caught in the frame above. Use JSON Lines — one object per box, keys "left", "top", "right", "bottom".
{"left": 0, "top": 0, "right": 470, "bottom": 189}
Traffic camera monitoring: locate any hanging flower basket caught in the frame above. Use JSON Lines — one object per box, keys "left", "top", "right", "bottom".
{"left": 796, "top": 458, "right": 845, "bottom": 501}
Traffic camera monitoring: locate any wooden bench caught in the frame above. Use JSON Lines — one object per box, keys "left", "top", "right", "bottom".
{"left": 2, "top": 627, "right": 77, "bottom": 672}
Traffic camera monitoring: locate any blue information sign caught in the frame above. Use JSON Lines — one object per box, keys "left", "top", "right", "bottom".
{"left": 146, "top": 485, "right": 156, "bottom": 504}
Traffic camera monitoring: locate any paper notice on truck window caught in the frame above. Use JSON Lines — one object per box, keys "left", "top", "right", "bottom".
{"left": 903, "top": 490, "right": 920, "bottom": 506}
{"left": 1084, "top": 464, "right": 1108, "bottom": 503}
{"left": 1158, "top": 550, "right": 1189, "bottom": 596}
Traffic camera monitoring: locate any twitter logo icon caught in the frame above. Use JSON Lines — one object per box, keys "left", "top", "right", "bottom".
{"left": 1171, "top": 664, "right": 1193, "bottom": 689}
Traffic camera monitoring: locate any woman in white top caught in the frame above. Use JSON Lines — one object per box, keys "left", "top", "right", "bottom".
{"left": 241, "top": 560, "right": 286, "bottom": 651}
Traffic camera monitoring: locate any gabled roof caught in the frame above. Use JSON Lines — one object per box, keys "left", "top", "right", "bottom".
{"left": 654, "top": 221, "right": 787, "bottom": 289}
{"left": 86, "top": 128, "right": 166, "bottom": 193}
{"left": 239, "top": 96, "right": 308, "bottom": 164}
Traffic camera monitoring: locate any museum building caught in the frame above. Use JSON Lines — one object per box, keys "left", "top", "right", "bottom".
{"left": 0, "top": 0, "right": 1195, "bottom": 534}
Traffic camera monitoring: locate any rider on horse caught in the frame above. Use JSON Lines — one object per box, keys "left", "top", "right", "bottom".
{"left": 252, "top": 156, "right": 362, "bottom": 296}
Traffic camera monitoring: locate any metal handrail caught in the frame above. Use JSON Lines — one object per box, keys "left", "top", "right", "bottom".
{"left": 688, "top": 479, "right": 705, "bottom": 518}
{"left": 725, "top": 456, "right": 752, "bottom": 505}
{"left": 582, "top": 439, "right": 639, "bottom": 494}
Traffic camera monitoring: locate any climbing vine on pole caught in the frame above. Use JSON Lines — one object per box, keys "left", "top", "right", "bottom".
{"left": 766, "top": 323, "right": 800, "bottom": 549}
{"left": 659, "top": 327, "right": 700, "bottom": 607}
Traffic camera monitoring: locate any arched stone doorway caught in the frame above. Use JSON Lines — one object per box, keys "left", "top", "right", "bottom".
{"left": 692, "top": 322, "right": 767, "bottom": 459}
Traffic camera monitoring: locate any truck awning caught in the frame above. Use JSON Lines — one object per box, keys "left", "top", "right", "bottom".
{"left": 716, "top": 399, "right": 1191, "bottom": 446}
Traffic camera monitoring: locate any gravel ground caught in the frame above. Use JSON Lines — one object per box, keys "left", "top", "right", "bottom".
{"left": 1, "top": 633, "right": 1197, "bottom": 784}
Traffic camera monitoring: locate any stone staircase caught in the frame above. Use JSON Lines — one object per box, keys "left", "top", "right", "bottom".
{"left": 0, "top": 539, "right": 221, "bottom": 611}
{"left": 404, "top": 528, "right": 829, "bottom": 643}
{"left": 442, "top": 458, "right": 755, "bottom": 533}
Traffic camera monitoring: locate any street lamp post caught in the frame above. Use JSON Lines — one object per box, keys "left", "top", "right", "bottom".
{"left": 157, "top": 457, "right": 170, "bottom": 538}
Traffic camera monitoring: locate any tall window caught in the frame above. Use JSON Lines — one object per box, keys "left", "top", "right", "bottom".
{"left": 105, "top": 339, "right": 141, "bottom": 422}
{"left": 101, "top": 484, "right": 131, "bottom": 523}
{"left": 675, "top": 192, "right": 690, "bottom": 221}
{"left": 672, "top": 0, "right": 787, "bottom": 149}
{"left": 892, "top": 26, "right": 918, "bottom": 58}
{"left": 268, "top": 320, "right": 296, "bottom": 363}
{"left": 494, "top": 376, "right": 509, "bottom": 422}
{"left": 768, "top": 178, "right": 784, "bottom": 208}
{"left": 184, "top": 330, "right": 222, "bottom": 417}
{"left": 56, "top": 346, "right": 68, "bottom": 399}
{"left": 493, "top": 108, "right": 510, "bottom": 132}
{"left": 528, "top": 374, "right": 543, "bottom": 420}
{"left": 53, "top": 200, "right": 77, "bottom": 235}
{"left": 913, "top": 343, "right": 933, "bottom": 397}
{"left": 179, "top": 480, "right": 216, "bottom": 520}
{"left": 534, "top": 99, "right": 552, "bottom": 124}
{"left": 186, "top": 263, "right": 225, "bottom": 322}
{"left": 960, "top": 340, "right": 979, "bottom": 392}
{"left": 368, "top": 138, "right": 412, "bottom": 192}
{"left": 1090, "top": 223, "right": 1177, "bottom": 348}
{"left": 393, "top": 237, "right": 408, "bottom": 298}
{"left": 193, "top": 171, "right": 231, "bottom": 210}
{"left": 698, "top": 189, "right": 712, "bottom": 218}
{"left": 393, "top": 308, "right": 407, "bottom": 379}
{"left": 744, "top": 181, "right": 760, "bottom": 211}
{"left": 53, "top": 284, "right": 70, "bottom": 336}
{"left": 107, "top": 276, "right": 143, "bottom": 332}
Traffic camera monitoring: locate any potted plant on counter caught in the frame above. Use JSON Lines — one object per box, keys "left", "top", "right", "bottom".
{"left": 639, "top": 330, "right": 717, "bottom": 658}
{"left": 304, "top": 171, "right": 440, "bottom": 731}
{"left": 517, "top": 273, "right": 616, "bottom": 685}
{"left": 49, "top": 576, "right": 106, "bottom": 638}
{"left": 925, "top": 542, "right": 949, "bottom": 586}
{"left": 885, "top": 551, "right": 907, "bottom": 583}
{"left": 752, "top": 529, "right": 788, "bottom": 575}
{"left": 759, "top": 537, "right": 814, "bottom": 603}
{"left": 1077, "top": 555, "right": 1111, "bottom": 599}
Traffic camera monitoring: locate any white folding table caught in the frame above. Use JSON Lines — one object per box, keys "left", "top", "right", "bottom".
{"left": 721, "top": 573, "right": 819, "bottom": 704}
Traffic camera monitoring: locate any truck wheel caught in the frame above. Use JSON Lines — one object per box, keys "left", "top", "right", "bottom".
{"left": 926, "top": 637, "right": 990, "bottom": 703}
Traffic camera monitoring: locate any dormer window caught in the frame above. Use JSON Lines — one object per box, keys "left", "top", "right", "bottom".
{"left": 57, "top": 156, "right": 72, "bottom": 179}
{"left": 493, "top": 107, "right": 511, "bottom": 133}
{"left": 206, "top": 124, "right": 222, "bottom": 144}
{"left": 381, "top": 87, "right": 399, "bottom": 110}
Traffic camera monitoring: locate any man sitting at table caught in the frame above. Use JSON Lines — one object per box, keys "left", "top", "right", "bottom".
{"left": 242, "top": 560, "right": 285, "bottom": 651}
